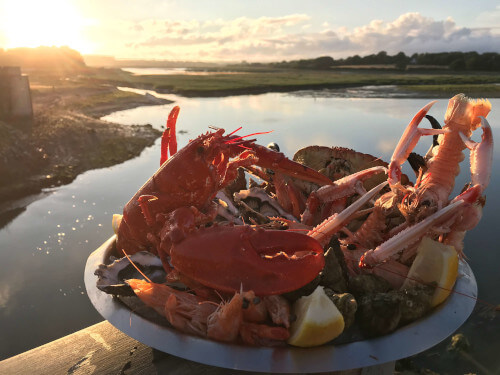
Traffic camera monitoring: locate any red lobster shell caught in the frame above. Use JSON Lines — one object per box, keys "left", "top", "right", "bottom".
{"left": 116, "top": 106, "right": 332, "bottom": 296}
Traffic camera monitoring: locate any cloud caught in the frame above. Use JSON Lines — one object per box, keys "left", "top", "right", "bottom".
{"left": 93, "top": 12, "right": 500, "bottom": 61}
{"left": 474, "top": 5, "right": 500, "bottom": 28}
{"left": 340, "top": 13, "right": 500, "bottom": 56}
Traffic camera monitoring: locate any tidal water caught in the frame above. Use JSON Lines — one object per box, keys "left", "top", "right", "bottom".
{"left": 0, "top": 90, "right": 498, "bottom": 367}
{"left": 122, "top": 67, "right": 244, "bottom": 76}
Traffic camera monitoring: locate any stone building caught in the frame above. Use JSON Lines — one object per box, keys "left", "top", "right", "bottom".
{"left": 0, "top": 66, "right": 33, "bottom": 130}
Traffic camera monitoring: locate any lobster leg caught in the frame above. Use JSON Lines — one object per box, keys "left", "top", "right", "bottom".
{"left": 388, "top": 101, "right": 448, "bottom": 190}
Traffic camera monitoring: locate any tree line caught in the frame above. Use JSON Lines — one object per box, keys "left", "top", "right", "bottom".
{"left": 268, "top": 51, "right": 500, "bottom": 71}
{"left": 1, "top": 46, "right": 498, "bottom": 72}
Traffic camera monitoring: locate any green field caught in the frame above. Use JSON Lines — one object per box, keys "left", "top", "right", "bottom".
{"left": 85, "top": 67, "right": 500, "bottom": 98}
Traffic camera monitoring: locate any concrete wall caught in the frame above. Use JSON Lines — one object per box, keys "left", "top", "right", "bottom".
{"left": 0, "top": 66, "right": 34, "bottom": 130}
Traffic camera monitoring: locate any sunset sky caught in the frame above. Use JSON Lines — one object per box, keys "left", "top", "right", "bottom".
{"left": 0, "top": 0, "right": 499, "bottom": 62}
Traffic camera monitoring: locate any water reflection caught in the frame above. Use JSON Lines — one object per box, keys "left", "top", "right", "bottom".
{"left": 122, "top": 67, "right": 247, "bottom": 76}
{"left": 0, "top": 92, "right": 498, "bottom": 367}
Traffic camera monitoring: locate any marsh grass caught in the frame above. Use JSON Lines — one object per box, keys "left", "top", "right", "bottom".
{"left": 86, "top": 67, "right": 500, "bottom": 97}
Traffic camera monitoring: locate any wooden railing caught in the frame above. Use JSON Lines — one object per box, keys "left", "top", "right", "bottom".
{"left": 0, "top": 321, "right": 394, "bottom": 374}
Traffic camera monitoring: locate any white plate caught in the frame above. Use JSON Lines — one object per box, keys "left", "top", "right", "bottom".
{"left": 84, "top": 235, "right": 477, "bottom": 373}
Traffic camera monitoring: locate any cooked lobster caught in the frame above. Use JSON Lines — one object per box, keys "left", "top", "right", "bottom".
{"left": 116, "top": 106, "right": 336, "bottom": 296}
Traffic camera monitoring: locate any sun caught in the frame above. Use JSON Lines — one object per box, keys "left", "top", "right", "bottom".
{"left": 2, "top": 0, "right": 93, "bottom": 54}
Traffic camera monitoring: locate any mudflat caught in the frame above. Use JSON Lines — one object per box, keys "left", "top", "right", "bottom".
{"left": 0, "top": 82, "right": 171, "bottom": 213}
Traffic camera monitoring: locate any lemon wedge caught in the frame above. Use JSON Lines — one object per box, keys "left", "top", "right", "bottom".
{"left": 112, "top": 214, "right": 122, "bottom": 234}
{"left": 401, "top": 236, "right": 459, "bottom": 307}
{"left": 288, "top": 286, "right": 345, "bottom": 347}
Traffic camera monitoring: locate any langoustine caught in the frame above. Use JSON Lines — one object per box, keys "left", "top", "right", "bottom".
{"left": 359, "top": 94, "right": 492, "bottom": 269}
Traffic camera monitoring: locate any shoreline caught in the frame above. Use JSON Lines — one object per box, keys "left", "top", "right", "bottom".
{"left": 0, "top": 85, "right": 172, "bottom": 225}
{"left": 152, "top": 83, "right": 462, "bottom": 99}
{"left": 120, "top": 80, "right": 500, "bottom": 100}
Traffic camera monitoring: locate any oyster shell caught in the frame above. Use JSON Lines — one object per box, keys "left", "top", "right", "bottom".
{"left": 357, "top": 291, "right": 402, "bottom": 337}
{"left": 234, "top": 187, "right": 298, "bottom": 222}
{"left": 95, "top": 251, "right": 166, "bottom": 296}
{"left": 320, "top": 243, "right": 349, "bottom": 293}
{"left": 324, "top": 289, "right": 357, "bottom": 329}
{"left": 357, "top": 284, "right": 434, "bottom": 337}
{"left": 348, "top": 273, "right": 392, "bottom": 297}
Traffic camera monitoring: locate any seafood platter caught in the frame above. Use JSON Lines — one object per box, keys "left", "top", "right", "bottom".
{"left": 86, "top": 94, "right": 490, "bottom": 372}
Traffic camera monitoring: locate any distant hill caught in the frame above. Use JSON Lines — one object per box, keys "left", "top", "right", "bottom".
{"left": 0, "top": 46, "right": 87, "bottom": 73}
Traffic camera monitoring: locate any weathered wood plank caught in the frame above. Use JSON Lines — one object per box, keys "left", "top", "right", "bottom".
{"left": 0, "top": 321, "right": 154, "bottom": 375}
{"left": 0, "top": 321, "right": 393, "bottom": 374}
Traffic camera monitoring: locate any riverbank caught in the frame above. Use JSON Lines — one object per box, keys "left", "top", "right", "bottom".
{"left": 89, "top": 67, "right": 500, "bottom": 98}
{"left": 0, "top": 83, "right": 171, "bottom": 223}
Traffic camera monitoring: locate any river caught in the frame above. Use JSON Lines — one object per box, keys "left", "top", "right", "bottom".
{"left": 0, "top": 89, "right": 498, "bottom": 371}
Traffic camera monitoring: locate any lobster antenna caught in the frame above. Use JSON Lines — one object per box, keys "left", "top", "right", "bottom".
{"left": 227, "top": 126, "right": 243, "bottom": 136}
{"left": 226, "top": 130, "right": 274, "bottom": 144}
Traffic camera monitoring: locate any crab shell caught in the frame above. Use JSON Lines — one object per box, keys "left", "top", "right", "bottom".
{"left": 293, "top": 146, "right": 392, "bottom": 189}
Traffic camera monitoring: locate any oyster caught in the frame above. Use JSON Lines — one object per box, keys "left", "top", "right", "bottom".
{"left": 320, "top": 243, "right": 348, "bottom": 293}
{"left": 95, "top": 251, "right": 166, "bottom": 296}
{"left": 398, "top": 284, "right": 434, "bottom": 324}
{"left": 324, "top": 289, "right": 357, "bottom": 329}
{"left": 357, "top": 285, "right": 434, "bottom": 337}
{"left": 348, "top": 273, "right": 392, "bottom": 297}
{"left": 357, "top": 291, "right": 402, "bottom": 337}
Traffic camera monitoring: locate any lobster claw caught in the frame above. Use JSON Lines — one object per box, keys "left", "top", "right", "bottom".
{"left": 169, "top": 225, "right": 325, "bottom": 296}
{"left": 252, "top": 143, "right": 333, "bottom": 186}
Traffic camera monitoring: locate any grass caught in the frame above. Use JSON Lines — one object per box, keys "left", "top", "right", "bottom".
{"left": 85, "top": 67, "right": 500, "bottom": 97}
{"left": 72, "top": 89, "right": 142, "bottom": 110}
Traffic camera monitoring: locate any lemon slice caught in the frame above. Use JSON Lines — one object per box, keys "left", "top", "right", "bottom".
{"left": 401, "top": 236, "right": 459, "bottom": 307}
{"left": 288, "top": 286, "right": 345, "bottom": 347}
{"left": 112, "top": 214, "right": 122, "bottom": 234}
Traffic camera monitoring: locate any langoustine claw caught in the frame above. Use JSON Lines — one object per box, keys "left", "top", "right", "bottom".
{"left": 387, "top": 100, "right": 447, "bottom": 191}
